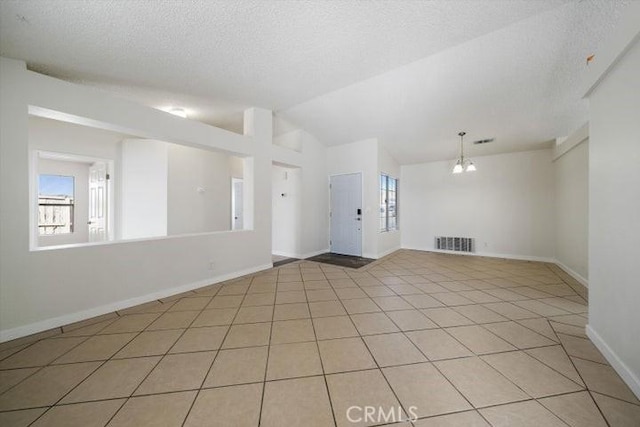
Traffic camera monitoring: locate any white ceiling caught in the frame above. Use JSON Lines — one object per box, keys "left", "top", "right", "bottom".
{"left": 0, "top": 0, "right": 628, "bottom": 163}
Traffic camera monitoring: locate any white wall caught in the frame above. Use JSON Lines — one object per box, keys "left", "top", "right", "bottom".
{"left": 167, "top": 143, "right": 233, "bottom": 235}
{"left": 587, "top": 36, "right": 640, "bottom": 397}
{"left": 401, "top": 149, "right": 555, "bottom": 261}
{"left": 378, "top": 144, "right": 401, "bottom": 258}
{"left": 554, "top": 137, "right": 589, "bottom": 284}
{"left": 272, "top": 165, "right": 301, "bottom": 257}
{"left": 327, "top": 139, "right": 379, "bottom": 258}
{"left": 120, "top": 139, "right": 169, "bottom": 240}
{"left": 0, "top": 57, "right": 273, "bottom": 341}
{"left": 37, "top": 159, "right": 90, "bottom": 247}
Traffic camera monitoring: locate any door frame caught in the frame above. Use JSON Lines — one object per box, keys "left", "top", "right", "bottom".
{"left": 30, "top": 150, "right": 114, "bottom": 249}
{"left": 328, "top": 172, "right": 364, "bottom": 257}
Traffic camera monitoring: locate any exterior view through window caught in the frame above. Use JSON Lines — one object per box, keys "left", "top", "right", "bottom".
{"left": 38, "top": 174, "right": 75, "bottom": 235}
{"left": 380, "top": 174, "right": 398, "bottom": 232}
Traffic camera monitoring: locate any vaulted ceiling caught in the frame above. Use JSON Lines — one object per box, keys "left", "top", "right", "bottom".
{"left": 0, "top": 0, "right": 628, "bottom": 163}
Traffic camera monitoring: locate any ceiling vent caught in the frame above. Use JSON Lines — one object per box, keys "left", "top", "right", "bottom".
{"left": 473, "top": 138, "right": 495, "bottom": 145}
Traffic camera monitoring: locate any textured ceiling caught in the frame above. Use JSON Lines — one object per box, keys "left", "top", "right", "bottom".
{"left": 0, "top": 0, "right": 629, "bottom": 163}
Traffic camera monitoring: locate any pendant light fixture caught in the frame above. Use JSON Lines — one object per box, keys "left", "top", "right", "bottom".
{"left": 452, "top": 131, "right": 476, "bottom": 174}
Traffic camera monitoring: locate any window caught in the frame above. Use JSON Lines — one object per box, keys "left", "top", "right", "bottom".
{"left": 38, "top": 174, "right": 75, "bottom": 235}
{"left": 380, "top": 174, "right": 398, "bottom": 232}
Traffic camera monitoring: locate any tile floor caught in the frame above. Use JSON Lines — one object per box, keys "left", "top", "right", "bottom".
{"left": 0, "top": 250, "right": 639, "bottom": 426}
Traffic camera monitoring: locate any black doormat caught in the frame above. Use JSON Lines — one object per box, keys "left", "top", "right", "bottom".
{"left": 273, "top": 258, "right": 300, "bottom": 267}
{"left": 306, "top": 253, "right": 376, "bottom": 269}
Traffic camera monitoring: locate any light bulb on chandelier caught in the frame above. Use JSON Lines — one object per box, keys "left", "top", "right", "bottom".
{"left": 452, "top": 131, "right": 476, "bottom": 174}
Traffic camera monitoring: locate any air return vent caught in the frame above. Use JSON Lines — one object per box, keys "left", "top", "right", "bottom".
{"left": 435, "top": 237, "right": 474, "bottom": 253}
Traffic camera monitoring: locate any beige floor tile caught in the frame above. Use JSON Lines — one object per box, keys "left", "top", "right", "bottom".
{"left": 273, "top": 302, "right": 310, "bottom": 320}
{"left": 267, "top": 342, "right": 323, "bottom": 380}
{"left": 539, "top": 297, "right": 587, "bottom": 313}
{"left": 61, "top": 318, "right": 117, "bottom": 337}
{"left": 548, "top": 314, "right": 588, "bottom": 328}
{"left": 276, "top": 290, "right": 307, "bottom": 304}
{"left": 513, "top": 300, "right": 569, "bottom": 317}
{"left": 32, "top": 399, "right": 125, "bottom": 427}
{"left": 525, "top": 345, "right": 584, "bottom": 385}
{"left": 99, "top": 313, "right": 161, "bottom": 334}
{"left": 458, "top": 291, "right": 502, "bottom": 304}
{"left": 221, "top": 322, "right": 271, "bottom": 348}
{"left": 591, "top": 392, "right": 640, "bottom": 427}
{"left": 558, "top": 333, "right": 608, "bottom": 364}
{"left": 483, "top": 321, "right": 556, "bottom": 349}
{"left": 388, "top": 284, "right": 423, "bottom": 295}
{"left": 271, "top": 319, "right": 315, "bottom": 344}
{"left": 318, "top": 337, "right": 377, "bottom": 374}
{"left": 350, "top": 312, "right": 399, "bottom": 335}
{"left": 327, "top": 369, "right": 403, "bottom": 427}
{"left": 306, "top": 289, "right": 339, "bottom": 302}
{"left": 185, "top": 383, "right": 263, "bottom": 427}
{"left": 313, "top": 315, "right": 358, "bottom": 340}
{"left": 480, "top": 400, "right": 567, "bottom": 427}
{"left": 412, "top": 410, "right": 490, "bottom": 426}
{"left": 510, "top": 286, "right": 554, "bottom": 299}
{"left": 550, "top": 321, "right": 587, "bottom": 338}
{"left": 54, "top": 333, "right": 136, "bottom": 364}
{"left": 304, "top": 280, "right": 332, "bottom": 290}
{"left": 572, "top": 358, "right": 640, "bottom": 403}
{"left": 372, "top": 296, "right": 414, "bottom": 311}
{"left": 262, "top": 376, "right": 334, "bottom": 427}
{"left": 383, "top": 363, "right": 471, "bottom": 418}
{"left": 386, "top": 309, "right": 438, "bottom": 331}
{"left": 168, "top": 297, "right": 212, "bottom": 312}
{"left": 435, "top": 357, "right": 529, "bottom": 408}
{"left": 191, "top": 308, "right": 237, "bottom": 327}
{"left": 483, "top": 351, "right": 583, "bottom": 397}
{"left": 114, "top": 329, "right": 183, "bottom": 358}
{"left": 452, "top": 305, "right": 508, "bottom": 324}
{"left": 402, "top": 294, "right": 445, "bottom": 309}
{"left": 516, "top": 318, "right": 559, "bottom": 341}
{"left": 431, "top": 292, "right": 475, "bottom": 306}
{"left": 414, "top": 282, "right": 450, "bottom": 293}
{"left": 482, "top": 302, "right": 539, "bottom": 320}
{"left": 0, "top": 367, "right": 39, "bottom": 394}
{"left": 342, "top": 298, "right": 382, "bottom": 314}
{"left": 0, "top": 408, "right": 47, "bottom": 427}
{"left": 217, "top": 283, "right": 250, "bottom": 295}
{"left": 363, "top": 333, "right": 426, "bottom": 367}
{"left": 422, "top": 308, "right": 474, "bottom": 327}
{"left": 233, "top": 306, "right": 274, "bottom": 324}
{"left": 538, "top": 391, "right": 607, "bottom": 427}
{"left": 135, "top": 351, "right": 215, "bottom": 394}
{"left": 405, "top": 329, "right": 472, "bottom": 361}
{"left": 204, "top": 346, "right": 267, "bottom": 387}
{"left": 241, "top": 292, "right": 275, "bottom": 306}
{"left": 146, "top": 311, "right": 199, "bottom": 331}
{"left": 483, "top": 288, "right": 528, "bottom": 301}
{"left": 330, "top": 278, "right": 358, "bottom": 288}
{"left": 107, "top": 391, "right": 196, "bottom": 427}
{"left": 446, "top": 325, "right": 516, "bottom": 355}
{"left": 0, "top": 337, "right": 87, "bottom": 369}
{"left": 169, "top": 326, "right": 227, "bottom": 353}
{"left": 309, "top": 300, "right": 348, "bottom": 317}
{"left": 363, "top": 286, "right": 396, "bottom": 297}
{"left": 62, "top": 357, "right": 160, "bottom": 403}
{"left": 207, "top": 295, "right": 243, "bottom": 309}
{"left": 335, "top": 287, "right": 368, "bottom": 300}
{"left": 0, "top": 362, "right": 100, "bottom": 410}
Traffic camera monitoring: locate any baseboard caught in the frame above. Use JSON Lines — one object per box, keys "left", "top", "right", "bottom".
{"left": 553, "top": 260, "right": 589, "bottom": 288}
{"left": 272, "top": 250, "right": 299, "bottom": 259}
{"left": 376, "top": 246, "right": 401, "bottom": 259}
{"left": 273, "top": 248, "right": 329, "bottom": 260}
{"left": 0, "top": 263, "right": 273, "bottom": 343}
{"left": 301, "top": 248, "right": 329, "bottom": 259}
{"left": 402, "top": 246, "right": 556, "bottom": 263}
{"left": 586, "top": 325, "right": 640, "bottom": 399}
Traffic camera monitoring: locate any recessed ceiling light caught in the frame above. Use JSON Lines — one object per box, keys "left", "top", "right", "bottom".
{"left": 168, "top": 107, "right": 188, "bottom": 118}
{"left": 473, "top": 138, "right": 495, "bottom": 145}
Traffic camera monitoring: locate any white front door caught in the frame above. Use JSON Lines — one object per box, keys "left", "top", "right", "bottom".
{"left": 330, "top": 173, "right": 362, "bottom": 256}
{"left": 232, "top": 178, "right": 243, "bottom": 230}
{"left": 88, "top": 162, "right": 108, "bottom": 242}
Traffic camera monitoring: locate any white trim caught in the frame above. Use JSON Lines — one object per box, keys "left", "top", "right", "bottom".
{"left": 376, "top": 246, "right": 401, "bottom": 259}
{"left": 586, "top": 325, "right": 640, "bottom": 399}
{"left": 0, "top": 263, "right": 272, "bottom": 343}
{"left": 402, "top": 246, "right": 555, "bottom": 263}
{"left": 554, "top": 260, "right": 589, "bottom": 288}
{"left": 272, "top": 248, "right": 330, "bottom": 260}
{"left": 553, "top": 123, "right": 588, "bottom": 161}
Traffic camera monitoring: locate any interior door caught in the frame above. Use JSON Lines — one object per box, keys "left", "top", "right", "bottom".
{"left": 232, "top": 179, "right": 243, "bottom": 230}
{"left": 88, "top": 162, "right": 108, "bottom": 242}
{"left": 330, "top": 173, "right": 362, "bottom": 256}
